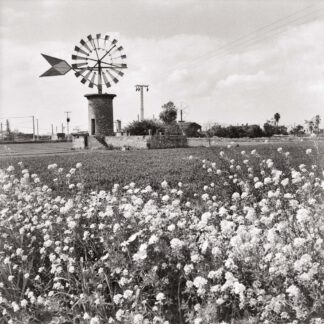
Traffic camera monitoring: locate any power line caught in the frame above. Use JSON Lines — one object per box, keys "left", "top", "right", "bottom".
{"left": 205, "top": 13, "right": 323, "bottom": 65}
{"left": 173, "top": 4, "right": 320, "bottom": 71}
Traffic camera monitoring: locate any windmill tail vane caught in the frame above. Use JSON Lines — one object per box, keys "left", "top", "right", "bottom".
{"left": 40, "top": 54, "right": 71, "bottom": 77}
{"left": 40, "top": 34, "right": 128, "bottom": 94}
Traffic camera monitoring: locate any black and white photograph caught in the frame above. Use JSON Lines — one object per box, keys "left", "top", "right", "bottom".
{"left": 0, "top": 0, "right": 324, "bottom": 323}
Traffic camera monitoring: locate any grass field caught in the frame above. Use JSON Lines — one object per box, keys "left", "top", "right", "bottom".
{"left": 0, "top": 141, "right": 323, "bottom": 194}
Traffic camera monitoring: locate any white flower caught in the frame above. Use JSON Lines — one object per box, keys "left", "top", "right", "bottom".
{"left": 68, "top": 265, "right": 75, "bottom": 273}
{"left": 113, "top": 294, "right": 123, "bottom": 304}
{"left": 286, "top": 285, "right": 299, "bottom": 297}
{"left": 306, "top": 148, "right": 312, "bottom": 155}
{"left": 232, "top": 192, "right": 240, "bottom": 200}
{"left": 133, "top": 314, "right": 144, "bottom": 324}
{"left": 123, "top": 290, "right": 133, "bottom": 299}
{"left": 170, "top": 238, "right": 185, "bottom": 250}
{"left": 148, "top": 234, "right": 159, "bottom": 245}
{"left": 193, "top": 276, "right": 207, "bottom": 289}
{"left": 76, "top": 162, "right": 82, "bottom": 168}
{"left": 161, "top": 180, "right": 168, "bottom": 188}
{"left": 133, "top": 243, "right": 148, "bottom": 262}
{"left": 90, "top": 317, "right": 100, "bottom": 324}
{"left": 168, "top": 224, "right": 175, "bottom": 231}
{"left": 162, "top": 195, "right": 170, "bottom": 202}
{"left": 156, "top": 292, "right": 165, "bottom": 301}
{"left": 20, "top": 299, "right": 28, "bottom": 308}
{"left": 296, "top": 208, "right": 309, "bottom": 223}
{"left": 11, "top": 302, "right": 20, "bottom": 312}
{"left": 116, "top": 309, "right": 124, "bottom": 321}
{"left": 281, "top": 178, "right": 289, "bottom": 187}
{"left": 83, "top": 312, "right": 91, "bottom": 320}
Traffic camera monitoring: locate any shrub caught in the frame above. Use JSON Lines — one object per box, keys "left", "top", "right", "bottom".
{"left": 206, "top": 124, "right": 265, "bottom": 138}
{"left": 124, "top": 120, "right": 164, "bottom": 136}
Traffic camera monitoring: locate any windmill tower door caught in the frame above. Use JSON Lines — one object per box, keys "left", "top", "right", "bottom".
{"left": 91, "top": 119, "right": 96, "bottom": 135}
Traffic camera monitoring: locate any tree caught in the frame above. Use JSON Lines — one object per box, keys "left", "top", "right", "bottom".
{"left": 274, "top": 113, "right": 280, "bottom": 126}
{"left": 305, "top": 119, "right": 315, "bottom": 133}
{"left": 314, "top": 115, "right": 321, "bottom": 134}
{"left": 159, "top": 101, "right": 177, "bottom": 124}
{"left": 124, "top": 119, "right": 164, "bottom": 136}
{"left": 290, "top": 124, "right": 305, "bottom": 136}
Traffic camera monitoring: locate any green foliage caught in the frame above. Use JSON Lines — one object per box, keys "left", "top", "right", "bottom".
{"left": 159, "top": 101, "right": 177, "bottom": 124}
{"left": 263, "top": 123, "right": 288, "bottom": 137}
{"left": 164, "top": 122, "right": 182, "bottom": 135}
{"left": 274, "top": 112, "right": 280, "bottom": 126}
{"left": 124, "top": 119, "right": 164, "bottom": 135}
{"left": 290, "top": 124, "right": 305, "bottom": 136}
{"left": 206, "top": 124, "right": 265, "bottom": 138}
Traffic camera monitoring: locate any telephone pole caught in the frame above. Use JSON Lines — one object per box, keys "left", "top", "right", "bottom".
{"left": 32, "top": 116, "right": 35, "bottom": 141}
{"left": 36, "top": 118, "right": 39, "bottom": 140}
{"left": 135, "top": 84, "right": 149, "bottom": 121}
{"left": 64, "top": 111, "right": 72, "bottom": 135}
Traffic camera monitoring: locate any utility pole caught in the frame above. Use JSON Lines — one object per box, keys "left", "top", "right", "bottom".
{"left": 64, "top": 111, "right": 72, "bottom": 135}
{"left": 179, "top": 102, "right": 187, "bottom": 123}
{"left": 32, "top": 116, "right": 35, "bottom": 141}
{"left": 36, "top": 119, "right": 39, "bottom": 140}
{"left": 135, "top": 84, "right": 149, "bottom": 121}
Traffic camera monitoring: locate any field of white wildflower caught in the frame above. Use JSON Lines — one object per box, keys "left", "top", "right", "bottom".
{"left": 1, "top": 146, "right": 324, "bottom": 324}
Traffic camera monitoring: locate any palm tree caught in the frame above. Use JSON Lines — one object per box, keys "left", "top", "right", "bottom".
{"left": 274, "top": 113, "right": 280, "bottom": 126}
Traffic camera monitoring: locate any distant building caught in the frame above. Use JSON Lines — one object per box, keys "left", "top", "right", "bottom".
{"left": 178, "top": 121, "right": 202, "bottom": 137}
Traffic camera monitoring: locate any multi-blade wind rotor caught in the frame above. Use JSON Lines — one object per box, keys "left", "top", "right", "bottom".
{"left": 40, "top": 34, "right": 127, "bottom": 94}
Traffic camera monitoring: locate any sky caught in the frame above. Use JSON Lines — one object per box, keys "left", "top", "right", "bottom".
{"left": 0, "top": 0, "right": 324, "bottom": 134}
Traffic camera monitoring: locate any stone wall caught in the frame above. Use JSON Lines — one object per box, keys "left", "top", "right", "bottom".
{"left": 72, "top": 136, "right": 86, "bottom": 149}
{"left": 104, "top": 136, "right": 148, "bottom": 149}
{"left": 187, "top": 136, "right": 324, "bottom": 147}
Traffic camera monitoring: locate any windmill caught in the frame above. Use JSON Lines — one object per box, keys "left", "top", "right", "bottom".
{"left": 40, "top": 34, "right": 128, "bottom": 136}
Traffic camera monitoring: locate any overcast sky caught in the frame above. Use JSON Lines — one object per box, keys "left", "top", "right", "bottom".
{"left": 0, "top": 0, "right": 324, "bottom": 134}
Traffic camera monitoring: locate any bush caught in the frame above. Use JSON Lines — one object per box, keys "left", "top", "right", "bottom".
{"left": 206, "top": 124, "right": 265, "bottom": 138}
{"left": 124, "top": 120, "right": 164, "bottom": 136}
{"left": 1, "top": 147, "right": 324, "bottom": 323}
{"left": 263, "top": 123, "right": 288, "bottom": 137}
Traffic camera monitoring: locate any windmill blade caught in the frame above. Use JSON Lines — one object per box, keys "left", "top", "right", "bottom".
{"left": 112, "top": 39, "right": 117, "bottom": 45}
{"left": 110, "top": 54, "right": 127, "bottom": 60}
{"left": 110, "top": 67, "right": 124, "bottom": 77}
{"left": 98, "top": 71, "right": 103, "bottom": 93}
{"left": 96, "top": 33, "right": 101, "bottom": 48}
{"left": 102, "top": 71, "right": 111, "bottom": 88}
{"left": 104, "top": 35, "right": 110, "bottom": 48}
{"left": 87, "top": 34, "right": 97, "bottom": 51}
{"left": 117, "top": 46, "right": 123, "bottom": 51}
{"left": 89, "top": 72, "right": 97, "bottom": 88}
{"left": 75, "top": 68, "right": 88, "bottom": 77}
{"left": 106, "top": 69, "right": 119, "bottom": 83}
{"left": 80, "top": 39, "right": 91, "bottom": 52}
{"left": 72, "top": 54, "right": 88, "bottom": 61}
{"left": 110, "top": 63, "right": 127, "bottom": 69}
{"left": 80, "top": 70, "right": 93, "bottom": 84}
{"left": 74, "top": 46, "right": 89, "bottom": 56}
{"left": 72, "top": 62, "right": 88, "bottom": 69}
